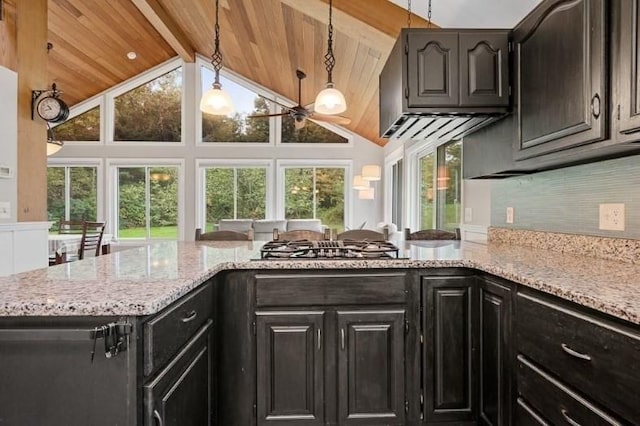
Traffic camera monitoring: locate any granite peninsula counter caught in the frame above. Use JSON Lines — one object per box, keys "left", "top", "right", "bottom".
{"left": 0, "top": 239, "right": 638, "bottom": 324}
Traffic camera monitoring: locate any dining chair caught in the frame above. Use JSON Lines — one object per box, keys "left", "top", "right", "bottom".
{"left": 404, "top": 227, "right": 461, "bottom": 240}
{"left": 78, "top": 221, "right": 107, "bottom": 260}
{"left": 195, "top": 228, "right": 254, "bottom": 241}
{"left": 273, "top": 229, "right": 327, "bottom": 241}
{"left": 336, "top": 228, "right": 388, "bottom": 241}
{"left": 58, "top": 220, "right": 85, "bottom": 234}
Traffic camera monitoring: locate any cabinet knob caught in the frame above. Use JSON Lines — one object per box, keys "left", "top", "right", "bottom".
{"left": 591, "top": 93, "right": 601, "bottom": 119}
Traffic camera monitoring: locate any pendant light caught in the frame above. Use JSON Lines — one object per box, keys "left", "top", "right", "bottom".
{"left": 361, "top": 165, "right": 381, "bottom": 181}
{"left": 46, "top": 123, "right": 63, "bottom": 156}
{"left": 200, "top": 0, "right": 234, "bottom": 115}
{"left": 353, "top": 175, "right": 370, "bottom": 190}
{"left": 314, "top": 0, "right": 347, "bottom": 115}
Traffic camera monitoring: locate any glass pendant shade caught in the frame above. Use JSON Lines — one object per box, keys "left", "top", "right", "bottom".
{"left": 314, "top": 83, "right": 347, "bottom": 115}
{"left": 46, "top": 140, "right": 63, "bottom": 156}
{"left": 200, "top": 83, "right": 234, "bottom": 115}
{"left": 358, "top": 187, "right": 375, "bottom": 200}
{"left": 353, "top": 175, "right": 370, "bottom": 190}
{"left": 361, "top": 165, "right": 381, "bottom": 181}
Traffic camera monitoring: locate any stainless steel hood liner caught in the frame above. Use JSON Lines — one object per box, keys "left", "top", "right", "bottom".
{"left": 384, "top": 113, "right": 506, "bottom": 142}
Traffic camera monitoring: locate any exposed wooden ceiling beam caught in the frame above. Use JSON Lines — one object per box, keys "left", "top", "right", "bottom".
{"left": 131, "top": 0, "right": 195, "bottom": 62}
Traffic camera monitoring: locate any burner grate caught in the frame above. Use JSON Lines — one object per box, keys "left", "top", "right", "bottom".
{"left": 258, "top": 239, "right": 400, "bottom": 260}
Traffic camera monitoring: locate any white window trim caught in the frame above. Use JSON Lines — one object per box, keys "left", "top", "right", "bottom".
{"left": 405, "top": 140, "right": 440, "bottom": 231}
{"left": 383, "top": 145, "right": 404, "bottom": 225}
{"left": 46, "top": 158, "right": 105, "bottom": 225}
{"left": 105, "top": 58, "right": 186, "bottom": 146}
{"left": 195, "top": 158, "right": 274, "bottom": 229}
{"left": 196, "top": 56, "right": 277, "bottom": 147}
{"left": 107, "top": 158, "right": 185, "bottom": 242}
{"left": 51, "top": 97, "right": 104, "bottom": 146}
{"left": 275, "top": 159, "right": 352, "bottom": 228}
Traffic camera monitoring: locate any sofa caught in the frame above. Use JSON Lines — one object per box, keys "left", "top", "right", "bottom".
{"left": 217, "top": 219, "right": 325, "bottom": 241}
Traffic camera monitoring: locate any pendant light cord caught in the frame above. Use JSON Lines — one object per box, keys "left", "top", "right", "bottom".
{"left": 323, "top": 0, "right": 336, "bottom": 84}
{"left": 211, "top": 0, "right": 223, "bottom": 85}
{"left": 407, "top": 0, "right": 411, "bottom": 28}
{"left": 427, "top": 0, "right": 432, "bottom": 28}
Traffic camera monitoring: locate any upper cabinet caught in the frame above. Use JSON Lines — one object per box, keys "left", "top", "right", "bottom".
{"left": 618, "top": 0, "right": 640, "bottom": 138}
{"left": 380, "top": 29, "right": 510, "bottom": 142}
{"left": 513, "top": 0, "right": 607, "bottom": 160}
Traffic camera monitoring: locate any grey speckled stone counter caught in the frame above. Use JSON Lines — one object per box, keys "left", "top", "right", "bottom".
{"left": 0, "top": 240, "right": 639, "bottom": 324}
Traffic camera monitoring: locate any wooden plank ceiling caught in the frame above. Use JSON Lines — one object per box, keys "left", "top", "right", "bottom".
{"left": 47, "top": 0, "right": 429, "bottom": 146}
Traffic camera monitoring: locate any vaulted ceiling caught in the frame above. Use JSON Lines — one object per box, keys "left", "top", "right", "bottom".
{"left": 45, "top": 0, "right": 432, "bottom": 146}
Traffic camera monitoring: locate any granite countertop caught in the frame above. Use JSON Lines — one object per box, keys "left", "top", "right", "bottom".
{"left": 0, "top": 240, "right": 638, "bottom": 324}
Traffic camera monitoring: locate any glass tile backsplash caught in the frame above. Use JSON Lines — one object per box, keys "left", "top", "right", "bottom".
{"left": 491, "top": 155, "right": 640, "bottom": 239}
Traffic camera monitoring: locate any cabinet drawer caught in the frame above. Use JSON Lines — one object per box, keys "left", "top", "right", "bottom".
{"left": 516, "top": 292, "right": 640, "bottom": 422}
{"left": 255, "top": 273, "right": 406, "bottom": 307}
{"left": 517, "top": 355, "right": 623, "bottom": 425}
{"left": 515, "top": 397, "right": 550, "bottom": 426}
{"left": 144, "top": 282, "right": 213, "bottom": 376}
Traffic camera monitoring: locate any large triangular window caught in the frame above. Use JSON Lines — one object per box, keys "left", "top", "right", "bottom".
{"left": 53, "top": 106, "right": 100, "bottom": 142}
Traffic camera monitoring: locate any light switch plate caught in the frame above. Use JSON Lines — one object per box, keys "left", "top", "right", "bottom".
{"left": 0, "top": 201, "right": 10, "bottom": 219}
{"left": 506, "top": 207, "right": 514, "bottom": 224}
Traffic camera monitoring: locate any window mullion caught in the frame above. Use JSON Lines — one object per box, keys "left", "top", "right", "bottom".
{"left": 145, "top": 167, "right": 151, "bottom": 239}
{"left": 64, "top": 167, "right": 71, "bottom": 220}
{"left": 233, "top": 168, "right": 238, "bottom": 219}
{"left": 312, "top": 168, "right": 317, "bottom": 219}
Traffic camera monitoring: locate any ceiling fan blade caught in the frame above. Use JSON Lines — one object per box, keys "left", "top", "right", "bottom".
{"left": 247, "top": 113, "right": 289, "bottom": 118}
{"left": 309, "top": 114, "right": 351, "bottom": 125}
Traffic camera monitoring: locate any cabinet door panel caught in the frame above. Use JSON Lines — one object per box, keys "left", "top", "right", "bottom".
{"left": 619, "top": 0, "right": 640, "bottom": 135}
{"left": 256, "top": 311, "right": 324, "bottom": 426}
{"left": 145, "top": 321, "right": 212, "bottom": 426}
{"left": 515, "top": 0, "right": 606, "bottom": 159}
{"left": 337, "top": 310, "right": 405, "bottom": 425}
{"left": 460, "top": 32, "right": 509, "bottom": 106}
{"left": 422, "top": 276, "right": 477, "bottom": 423}
{"left": 407, "top": 32, "right": 459, "bottom": 107}
{"left": 478, "top": 278, "right": 512, "bottom": 426}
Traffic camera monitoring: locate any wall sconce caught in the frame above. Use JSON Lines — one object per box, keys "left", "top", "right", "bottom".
{"left": 46, "top": 123, "right": 63, "bottom": 156}
{"left": 358, "top": 187, "right": 374, "bottom": 200}
{"left": 361, "top": 165, "right": 381, "bottom": 181}
{"left": 353, "top": 175, "right": 370, "bottom": 190}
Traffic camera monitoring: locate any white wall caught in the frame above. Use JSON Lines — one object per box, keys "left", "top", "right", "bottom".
{"left": 51, "top": 59, "right": 385, "bottom": 240}
{"left": 0, "top": 66, "right": 17, "bottom": 223}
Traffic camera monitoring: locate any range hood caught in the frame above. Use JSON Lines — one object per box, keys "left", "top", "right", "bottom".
{"left": 379, "top": 29, "right": 511, "bottom": 141}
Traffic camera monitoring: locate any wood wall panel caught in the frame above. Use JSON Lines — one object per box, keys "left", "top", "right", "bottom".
{"left": 0, "top": 0, "right": 17, "bottom": 71}
{"left": 17, "top": 0, "right": 48, "bottom": 221}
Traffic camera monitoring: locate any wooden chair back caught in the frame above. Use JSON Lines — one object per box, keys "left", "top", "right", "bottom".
{"left": 274, "top": 229, "right": 327, "bottom": 241}
{"left": 195, "top": 228, "right": 254, "bottom": 241}
{"left": 404, "top": 228, "right": 461, "bottom": 240}
{"left": 336, "top": 229, "right": 388, "bottom": 241}
{"left": 58, "top": 220, "right": 85, "bottom": 234}
{"left": 79, "top": 221, "right": 106, "bottom": 260}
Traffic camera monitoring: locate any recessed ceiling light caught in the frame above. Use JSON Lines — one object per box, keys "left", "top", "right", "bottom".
{"left": 127, "top": 51, "right": 137, "bottom": 60}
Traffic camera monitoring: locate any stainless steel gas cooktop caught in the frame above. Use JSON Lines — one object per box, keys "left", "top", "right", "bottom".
{"left": 258, "top": 239, "right": 401, "bottom": 260}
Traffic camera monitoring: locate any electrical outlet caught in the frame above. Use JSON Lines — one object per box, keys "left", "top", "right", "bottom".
{"left": 0, "top": 202, "right": 10, "bottom": 219}
{"left": 599, "top": 203, "right": 625, "bottom": 231}
{"left": 464, "top": 207, "right": 473, "bottom": 222}
{"left": 506, "top": 207, "right": 514, "bottom": 224}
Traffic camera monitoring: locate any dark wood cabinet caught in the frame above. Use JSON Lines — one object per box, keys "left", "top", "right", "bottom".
{"left": 144, "top": 321, "right": 213, "bottom": 426}
{"left": 406, "top": 30, "right": 509, "bottom": 109}
{"left": 337, "top": 310, "right": 405, "bottom": 425}
{"left": 618, "top": 0, "right": 640, "bottom": 137}
{"left": 477, "top": 277, "right": 513, "bottom": 426}
{"left": 256, "top": 311, "right": 325, "bottom": 426}
{"left": 422, "top": 275, "right": 477, "bottom": 423}
{"left": 513, "top": 0, "right": 607, "bottom": 160}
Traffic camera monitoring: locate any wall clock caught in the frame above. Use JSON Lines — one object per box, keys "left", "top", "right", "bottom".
{"left": 36, "top": 95, "right": 69, "bottom": 123}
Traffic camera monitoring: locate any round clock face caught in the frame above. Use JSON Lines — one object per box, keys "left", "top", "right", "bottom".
{"left": 37, "top": 96, "right": 68, "bottom": 122}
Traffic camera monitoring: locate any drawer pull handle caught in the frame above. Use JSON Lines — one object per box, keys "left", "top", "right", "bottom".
{"left": 561, "top": 408, "right": 582, "bottom": 426}
{"left": 153, "top": 409, "right": 164, "bottom": 426}
{"left": 561, "top": 343, "right": 592, "bottom": 361}
{"left": 341, "top": 328, "right": 345, "bottom": 350}
{"left": 181, "top": 310, "right": 198, "bottom": 323}
{"left": 591, "top": 93, "right": 601, "bottom": 119}
{"left": 317, "top": 328, "right": 322, "bottom": 350}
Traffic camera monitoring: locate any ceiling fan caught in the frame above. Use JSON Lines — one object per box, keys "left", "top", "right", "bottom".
{"left": 249, "top": 69, "right": 351, "bottom": 129}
